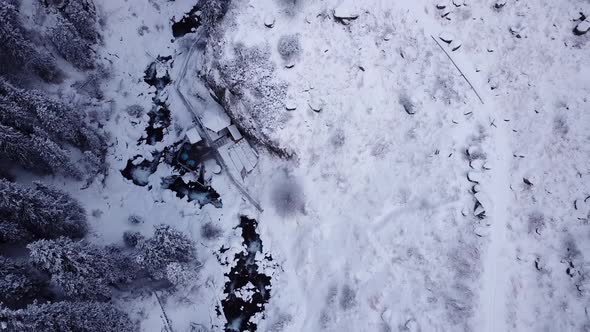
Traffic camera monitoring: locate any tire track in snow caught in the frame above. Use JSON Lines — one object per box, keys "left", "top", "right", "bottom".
{"left": 445, "top": 45, "right": 513, "bottom": 330}
{"left": 399, "top": 2, "right": 514, "bottom": 328}
{"left": 476, "top": 97, "right": 513, "bottom": 332}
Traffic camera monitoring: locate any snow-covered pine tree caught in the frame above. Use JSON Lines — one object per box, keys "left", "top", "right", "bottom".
{"left": 135, "top": 224, "right": 196, "bottom": 281}
{"left": 0, "top": 78, "right": 106, "bottom": 177}
{"left": 200, "top": 0, "right": 231, "bottom": 31}
{"left": 27, "top": 237, "right": 135, "bottom": 301}
{"left": 0, "top": 301, "right": 136, "bottom": 332}
{"left": 49, "top": 16, "right": 95, "bottom": 70}
{"left": 57, "top": 0, "right": 99, "bottom": 44}
{"left": 0, "top": 256, "right": 50, "bottom": 309}
{"left": 0, "top": 78, "right": 92, "bottom": 149}
{"left": 0, "top": 0, "right": 61, "bottom": 82}
{"left": 0, "top": 123, "right": 82, "bottom": 178}
{"left": 0, "top": 95, "right": 37, "bottom": 134}
{"left": 0, "top": 180, "right": 87, "bottom": 242}
{"left": 0, "top": 220, "right": 32, "bottom": 244}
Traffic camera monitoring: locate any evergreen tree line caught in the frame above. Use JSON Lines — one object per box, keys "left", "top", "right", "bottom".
{"left": 1, "top": 1, "right": 142, "bottom": 330}
{"left": 0, "top": 179, "right": 200, "bottom": 331}
{"left": 0, "top": 0, "right": 100, "bottom": 81}
{"left": 0, "top": 0, "right": 107, "bottom": 179}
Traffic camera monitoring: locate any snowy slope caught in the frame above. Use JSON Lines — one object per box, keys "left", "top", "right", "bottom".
{"left": 204, "top": 0, "right": 590, "bottom": 331}
{"left": 32, "top": 0, "right": 589, "bottom": 330}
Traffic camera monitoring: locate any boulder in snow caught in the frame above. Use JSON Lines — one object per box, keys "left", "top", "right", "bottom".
{"left": 334, "top": 3, "right": 359, "bottom": 23}
{"left": 472, "top": 184, "right": 482, "bottom": 193}
{"left": 474, "top": 192, "right": 492, "bottom": 215}
{"left": 469, "top": 159, "right": 485, "bottom": 170}
{"left": 264, "top": 15, "right": 275, "bottom": 28}
{"left": 574, "top": 20, "right": 590, "bottom": 35}
{"left": 467, "top": 171, "right": 482, "bottom": 183}
{"left": 474, "top": 204, "right": 485, "bottom": 217}
{"left": 285, "top": 100, "right": 297, "bottom": 111}
{"left": 309, "top": 96, "right": 324, "bottom": 112}
{"left": 494, "top": 0, "right": 506, "bottom": 9}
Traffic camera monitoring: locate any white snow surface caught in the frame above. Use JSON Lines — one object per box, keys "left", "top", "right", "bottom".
{"left": 32, "top": 0, "right": 590, "bottom": 331}
{"left": 208, "top": 0, "right": 590, "bottom": 331}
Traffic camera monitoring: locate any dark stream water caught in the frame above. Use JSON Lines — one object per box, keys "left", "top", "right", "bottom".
{"left": 221, "top": 216, "right": 273, "bottom": 332}
{"left": 126, "top": 4, "right": 275, "bottom": 330}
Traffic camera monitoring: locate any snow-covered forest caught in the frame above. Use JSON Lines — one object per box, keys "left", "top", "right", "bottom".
{"left": 0, "top": 0, "right": 589, "bottom": 331}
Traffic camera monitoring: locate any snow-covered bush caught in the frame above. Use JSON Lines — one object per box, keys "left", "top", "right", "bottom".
{"left": 200, "top": 0, "right": 231, "bottom": 31}
{"left": 128, "top": 214, "right": 145, "bottom": 225}
{"left": 0, "top": 301, "right": 136, "bottom": 332}
{"left": 125, "top": 104, "right": 144, "bottom": 117}
{"left": 123, "top": 231, "right": 144, "bottom": 248}
{"left": 0, "top": 256, "right": 49, "bottom": 309}
{"left": 135, "top": 224, "right": 196, "bottom": 281}
{"left": 166, "top": 262, "right": 198, "bottom": 287}
{"left": 0, "top": 180, "right": 87, "bottom": 241}
{"left": 277, "top": 34, "right": 301, "bottom": 61}
{"left": 213, "top": 43, "right": 289, "bottom": 154}
{"left": 339, "top": 284, "right": 356, "bottom": 310}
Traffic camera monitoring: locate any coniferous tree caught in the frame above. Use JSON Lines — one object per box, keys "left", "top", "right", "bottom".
{"left": 0, "top": 78, "right": 103, "bottom": 151}
{"left": 0, "top": 0, "right": 61, "bottom": 82}
{"left": 0, "top": 124, "right": 82, "bottom": 178}
{"left": 28, "top": 238, "right": 136, "bottom": 301}
{"left": 49, "top": 16, "right": 95, "bottom": 70}
{"left": 0, "top": 301, "right": 136, "bottom": 332}
{"left": 56, "top": 0, "right": 99, "bottom": 44}
{"left": 0, "top": 220, "right": 32, "bottom": 244}
{"left": 0, "top": 180, "right": 87, "bottom": 242}
{"left": 0, "top": 78, "right": 105, "bottom": 178}
{"left": 0, "top": 256, "right": 50, "bottom": 309}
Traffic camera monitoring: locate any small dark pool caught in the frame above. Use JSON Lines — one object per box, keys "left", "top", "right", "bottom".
{"left": 162, "top": 174, "right": 221, "bottom": 208}
{"left": 172, "top": 4, "right": 202, "bottom": 38}
{"left": 120, "top": 154, "right": 161, "bottom": 187}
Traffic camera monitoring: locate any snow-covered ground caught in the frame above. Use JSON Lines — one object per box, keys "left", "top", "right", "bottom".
{"left": 43, "top": 0, "right": 590, "bottom": 330}
{"left": 205, "top": 0, "right": 590, "bottom": 331}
